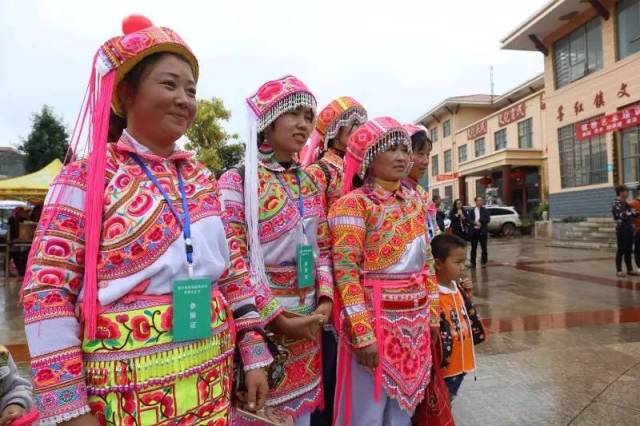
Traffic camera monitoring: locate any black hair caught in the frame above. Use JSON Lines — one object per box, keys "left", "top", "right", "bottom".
{"left": 431, "top": 234, "right": 467, "bottom": 261}
{"left": 411, "top": 131, "right": 431, "bottom": 153}
{"left": 616, "top": 184, "right": 629, "bottom": 195}
{"left": 449, "top": 199, "right": 463, "bottom": 217}
{"left": 108, "top": 52, "right": 192, "bottom": 142}
{"left": 474, "top": 195, "right": 484, "bottom": 201}
{"left": 352, "top": 175, "right": 364, "bottom": 189}
{"left": 433, "top": 194, "right": 441, "bottom": 202}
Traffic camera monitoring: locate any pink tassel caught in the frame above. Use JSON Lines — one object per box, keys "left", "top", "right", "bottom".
{"left": 333, "top": 342, "right": 353, "bottom": 426}
{"left": 21, "top": 60, "right": 98, "bottom": 304}
{"left": 371, "top": 280, "right": 383, "bottom": 402}
{"left": 82, "top": 69, "right": 116, "bottom": 340}
{"left": 299, "top": 130, "right": 323, "bottom": 167}
{"left": 342, "top": 151, "right": 361, "bottom": 195}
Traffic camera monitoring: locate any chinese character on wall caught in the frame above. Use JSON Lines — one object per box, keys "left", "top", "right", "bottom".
{"left": 618, "top": 83, "right": 630, "bottom": 98}
{"left": 594, "top": 91, "right": 605, "bottom": 108}
{"left": 557, "top": 105, "right": 564, "bottom": 122}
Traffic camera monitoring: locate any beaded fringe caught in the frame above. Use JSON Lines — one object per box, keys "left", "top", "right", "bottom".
{"left": 86, "top": 332, "right": 233, "bottom": 395}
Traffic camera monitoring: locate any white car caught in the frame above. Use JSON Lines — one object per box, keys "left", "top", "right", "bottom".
{"left": 462, "top": 205, "right": 522, "bottom": 236}
{"left": 486, "top": 206, "right": 522, "bottom": 236}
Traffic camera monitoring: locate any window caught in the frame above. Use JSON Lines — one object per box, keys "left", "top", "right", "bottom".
{"left": 518, "top": 118, "right": 533, "bottom": 148}
{"left": 489, "top": 208, "right": 515, "bottom": 216}
{"left": 558, "top": 122, "right": 607, "bottom": 188}
{"left": 444, "top": 186, "right": 453, "bottom": 206}
{"left": 430, "top": 127, "right": 438, "bottom": 142}
{"left": 618, "top": 0, "right": 640, "bottom": 59}
{"left": 432, "top": 188, "right": 440, "bottom": 199}
{"left": 443, "top": 120, "right": 451, "bottom": 138}
{"left": 444, "top": 149, "right": 452, "bottom": 173}
{"left": 554, "top": 18, "right": 603, "bottom": 88}
{"left": 494, "top": 129, "right": 507, "bottom": 150}
{"left": 458, "top": 145, "right": 468, "bottom": 163}
{"left": 475, "top": 137, "right": 485, "bottom": 157}
{"left": 432, "top": 154, "right": 439, "bottom": 176}
{"left": 622, "top": 125, "right": 640, "bottom": 184}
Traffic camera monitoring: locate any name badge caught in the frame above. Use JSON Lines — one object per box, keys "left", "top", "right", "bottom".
{"left": 173, "top": 278, "right": 212, "bottom": 342}
{"left": 296, "top": 244, "right": 315, "bottom": 289}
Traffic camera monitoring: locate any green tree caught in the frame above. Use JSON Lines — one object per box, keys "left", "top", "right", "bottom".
{"left": 19, "top": 105, "right": 69, "bottom": 172}
{"left": 185, "top": 97, "right": 244, "bottom": 176}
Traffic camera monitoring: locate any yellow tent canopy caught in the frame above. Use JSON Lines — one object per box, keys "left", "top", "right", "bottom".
{"left": 0, "top": 159, "right": 62, "bottom": 201}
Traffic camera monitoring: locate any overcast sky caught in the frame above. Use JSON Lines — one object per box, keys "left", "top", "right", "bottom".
{"left": 0, "top": 0, "right": 545, "bottom": 148}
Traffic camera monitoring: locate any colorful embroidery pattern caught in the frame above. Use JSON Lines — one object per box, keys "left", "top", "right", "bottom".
{"left": 23, "top": 134, "right": 267, "bottom": 424}
{"left": 305, "top": 148, "right": 345, "bottom": 213}
{"left": 218, "top": 144, "right": 333, "bottom": 417}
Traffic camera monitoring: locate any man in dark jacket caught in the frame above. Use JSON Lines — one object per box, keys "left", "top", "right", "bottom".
{"left": 466, "top": 196, "right": 491, "bottom": 268}
{"left": 433, "top": 195, "right": 446, "bottom": 234}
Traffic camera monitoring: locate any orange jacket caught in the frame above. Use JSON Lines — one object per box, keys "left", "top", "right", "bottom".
{"left": 439, "top": 284, "right": 476, "bottom": 378}
{"left": 628, "top": 198, "right": 640, "bottom": 230}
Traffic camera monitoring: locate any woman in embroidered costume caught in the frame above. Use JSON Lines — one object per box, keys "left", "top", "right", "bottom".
{"left": 22, "top": 16, "right": 270, "bottom": 426}
{"left": 298, "top": 97, "right": 367, "bottom": 426}
{"left": 301, "top": 97, "right": 367, "bottom": 210}
{"left": 329, "top": 117, "right": 435, "bottom": 426}
{"left": 402, "top": 124, "right": 439, "bottom": 241}
{"left": 218, "top": 75, "right": 333, "bottom": 426}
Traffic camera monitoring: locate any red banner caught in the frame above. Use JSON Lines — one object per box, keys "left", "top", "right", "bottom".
{"left": 576, "top": 104, "right": 640, "bottom": 141}
{"left": 498, "top": 102, "right": 526, "bottom": 127}
{"left": 467, "top": 120, "right": 487, "bottom": 140}
{"left": 436, "top": 172, "right": 459, "bottom": 182}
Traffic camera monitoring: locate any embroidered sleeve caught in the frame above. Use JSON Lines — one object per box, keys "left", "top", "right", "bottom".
{"left": 328, "top": 194, "right": 375, "bottom": 348}
{"left": 315, "top": 209, "right": 334, "bottom": 303}
{"left": 22, "top": 162, "right": 91, "bottom": 425}
{"left": 304, "top": 163, "right": 329, "bottom": 212}
{"left": 218, "top": 170, "right": 283, "bottom": 326}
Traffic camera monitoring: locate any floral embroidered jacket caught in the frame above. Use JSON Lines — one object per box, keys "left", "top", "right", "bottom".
{"left": 23, "top": 133, "right": 268, "bottom": 425}
{"left": 218, "top": 145, "right": 334, "bottom": 413}
{"left": 305, "top": 147, "right": 345, "bottom": 213}
{"left": 329, "top": 179, "right": 438, "bottom": 349}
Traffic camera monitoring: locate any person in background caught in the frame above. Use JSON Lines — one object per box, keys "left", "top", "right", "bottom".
{"left": 626, "top": 184, "right": 640, "bottom": 271}
{"left": 449, "top": 199, "right": 467, "bottom": 240}
{"left": 0, "top": 345, "right": 33, "bottom": 426}
{"left": 433, "top": 195, "right": 446, "bottom": 234}
{"left": 612, "top": 184, "right": 638, "bottom": 278}
{"left": 465, "top": 196, "right": 490, "bottom": 268}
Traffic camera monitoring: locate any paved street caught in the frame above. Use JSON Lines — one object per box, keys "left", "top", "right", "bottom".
{"left": 2, "top": 237, "right": 640, "bottom": 425}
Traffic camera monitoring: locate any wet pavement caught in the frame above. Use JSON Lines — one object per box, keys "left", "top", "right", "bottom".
{"left": 2, "top": 237, "right": 639, "bottom": 425}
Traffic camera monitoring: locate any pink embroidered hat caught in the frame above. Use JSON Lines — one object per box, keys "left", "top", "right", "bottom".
{"left": 403, "top": 123, "right": 427, "bottom": 138}
{"left": 300, "top": 96, "right": 368, "bottom": 166}
{"left": 246, "top": 75, "right": 317, "bottom": 132}
{"left": 343, "top": 116, "right": 411, "bottom": 193}
{"left": 98, "top": 15, "right": 199, "bottom": 117}
{"left": 24, "top": 15, "right": 198, "bottom": 340}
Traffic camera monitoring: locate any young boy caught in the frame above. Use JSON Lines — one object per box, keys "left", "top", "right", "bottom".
{"left": 431, "top": 234, "right": 477, "bottom": 400}
{"left": 0, "top": 345, "right": 32, "bottom": 426}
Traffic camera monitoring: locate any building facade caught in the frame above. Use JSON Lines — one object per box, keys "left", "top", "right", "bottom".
{"left": 502, "top": 0, "right": 640, "bottom": 218}
{"left": 416, "top": 76, "right": 546, "bottom": 217}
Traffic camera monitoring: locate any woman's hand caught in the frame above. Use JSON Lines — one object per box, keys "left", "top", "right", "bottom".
{"left": 354, "top": 342, "right": 379, "bottom": 368}
{"left": 236, "top": 368, "right": 269, "bottom": 412}
{"left": 272, "top": 313, "right": 324, "bottom": 340}
{"left": 60, "top": 414, "right": 101, "bottom": 426}
{"left": 313, "top": 298, "right": 333, "bottom": 324}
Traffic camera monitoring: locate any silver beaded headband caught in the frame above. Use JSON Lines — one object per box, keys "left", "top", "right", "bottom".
{"left": 359, "top": 129, "right": 412, "bottom": 178}
{"left": 257, "top": 91, "right": 317, "bottom": 132}
{"left": 324, "top": 108, "right": 368, "bottom": 146}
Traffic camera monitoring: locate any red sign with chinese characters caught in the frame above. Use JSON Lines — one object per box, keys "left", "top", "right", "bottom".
{"left": 467, "top": 120, "right": 487, "bottom": 140}
{"left": 436, "top": 173, "right": 459, "bottom": 182}
{"left": 498, "top": 102, "right": 526, "bottom": 127}
{"left": 576, "top": 104, "right": 640, "bottom": 141}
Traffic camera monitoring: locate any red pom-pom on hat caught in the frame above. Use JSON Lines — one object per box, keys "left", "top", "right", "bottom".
{"left": 122, "top": 15, "right": 153, "bottom": 34}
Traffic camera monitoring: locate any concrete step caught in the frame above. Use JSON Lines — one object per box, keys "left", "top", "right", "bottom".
{"left": 586, "top": 217, "right": 615, "bottom": 224}
{"left": 563, "top": 230, "right": 614, "bottom": 240}
{"left": 547, "top": 240, "right": 616, "bottom": 251}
